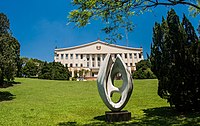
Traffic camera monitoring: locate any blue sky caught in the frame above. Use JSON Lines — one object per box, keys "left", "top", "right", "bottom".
{"left": 0, "top": 0, "right": 199, "bottom": 61}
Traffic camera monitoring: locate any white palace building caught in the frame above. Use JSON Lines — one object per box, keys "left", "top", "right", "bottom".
{"left": 54, "top": 40, "right": 143, "bottom": 79}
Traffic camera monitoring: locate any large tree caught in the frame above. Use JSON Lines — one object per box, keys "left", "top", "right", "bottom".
{"left": 69, "top": 0, "right": 200, "bottom": 42}
{"left": 0, "top": 13, "right": 20, "bottom": 85}
{"left": 150, "top": 9, "right": 200, "bottom": 112}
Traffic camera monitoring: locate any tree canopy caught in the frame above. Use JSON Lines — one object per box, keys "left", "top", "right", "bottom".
{"left": 0, "top": 13, "right": 20, "bottom": 85}
{"left": 69, "top": 0, "right": 200, "bottom": 42}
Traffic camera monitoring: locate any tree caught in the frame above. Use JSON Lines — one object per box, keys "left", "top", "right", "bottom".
{"left": 150, "top": 9, "right": 200, "bottom": 112}
{"left": 0, "top": 13, "right": 20, "bottom": 85}
{"left": 133, "top": 60, "right": 156, "bottom": 79}
{"left": 20, "top": 57, "right": 44, "bottom": 78}
{"left": 38, "top": 62, "right": 70, "bottom": 80}
{"left": 22, "top": 60, "right": 38, "bottom": 78}
{"left": 68, "top": 0, "right": 200, "bottom": 42}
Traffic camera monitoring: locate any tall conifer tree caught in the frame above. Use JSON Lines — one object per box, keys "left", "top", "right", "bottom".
{"left": 151, "top": 9, "right": 200, "bottom": 111}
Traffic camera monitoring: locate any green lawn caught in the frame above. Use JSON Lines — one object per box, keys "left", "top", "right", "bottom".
{"left": 0, "top": 78, "right": 200, "bottom": 126}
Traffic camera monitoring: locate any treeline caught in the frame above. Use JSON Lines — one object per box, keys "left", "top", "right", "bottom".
{"left": 19, "top": 58, "right": 71, "bottom": 80}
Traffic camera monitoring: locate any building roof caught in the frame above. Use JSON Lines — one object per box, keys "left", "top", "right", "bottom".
{"left": 55, "top": 40, "right": 142, "bottom": 52}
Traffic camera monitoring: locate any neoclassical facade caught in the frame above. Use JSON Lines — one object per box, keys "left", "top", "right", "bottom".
{"left": 54, "top": 40, "right": 143, "bottom": 78}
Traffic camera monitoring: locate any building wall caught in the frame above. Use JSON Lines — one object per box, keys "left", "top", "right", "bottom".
{"left": 54, "top": 40, "right": 143, "bottom": 78}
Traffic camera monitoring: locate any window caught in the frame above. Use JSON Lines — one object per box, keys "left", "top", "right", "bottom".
{"left": 87, "top": 54, "right": 90, "bottom": 61}
{"left": 97, "top": 55, "right": 100, "bottom": 61}
{"left": 70, "top": 63, "right": 73, "bottom": 67}
{"left": 65, "top": 64, "right": 68, "bottom": 67}
{"left": 92, "top": 54, "right": 95, "bottom": 61}
{"left": 80, "top": 64, "right": 83, "bottom": 67}
{"left": 87, "top": 62, "right": 89, "bottom": 67}
{"left": 92, "top": 62, "right": 95, "bottom": 67}
{"left": 130, "top": 63, "right": 132, "bottom": 66}
{"left": 98, "top": 62, "right": 100, "bottom": 67}
{"left": 129, "top": 53, "right": 132, "bottom": 59}
{"left": 61, "top": 54, "right": 64, "bottom": 59}
{"left": 76, "top": 64, "right": 78, "bottom": 67}
{"left": 65, "top": 54, "right": 68, "bottom": 59}
{"left": 125, "top": 63, "right": 128, "bottom": 66}
{"left": 56, "top": 54, "right": 59, "bottom": 59}
{"left": 115, "top": 54, "right": 117, "bottom": 58}
{"left": 70, "top": 54, "right": 73, "bottom": 59}
{"left": 80, "top": 54, "right": 83, "bottom": 59}
{"left": 134, "top": 53, "right": 137, "bottom": 59}
{"left": 76, "top": 54, "right": 78, "bottom": 59}
{"left": 139, "top": 53, "right": 142, "bottom": 58}
{"left": 125, "top": 53, "right": 127, "bottom": 59}
{"left": 102, "top": 54, "right": 106, "bottom": 60}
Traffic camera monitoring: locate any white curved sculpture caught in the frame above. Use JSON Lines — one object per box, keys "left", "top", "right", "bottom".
{"left": 97, "top": 54, "right": 133, "bottom": 111}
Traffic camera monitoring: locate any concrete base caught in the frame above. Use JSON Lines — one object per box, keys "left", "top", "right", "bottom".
{"left": 105, "top": 110, "right": 131, "bottom": 122}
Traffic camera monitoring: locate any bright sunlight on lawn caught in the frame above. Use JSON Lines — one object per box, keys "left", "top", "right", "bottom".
{"left": 0, "top": 78, "right": 200, "bottom": 126}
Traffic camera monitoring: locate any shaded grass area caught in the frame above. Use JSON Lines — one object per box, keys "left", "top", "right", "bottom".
{"left": 0, "top": 78, "right": 200, "bottom": 125}
{"left": 0, "top": 91, "right": 15, "bottom": 102}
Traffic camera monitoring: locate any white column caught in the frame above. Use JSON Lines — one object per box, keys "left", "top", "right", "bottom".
{"left": 95, "top": 54, "right": 98, "bottom": 68}
{"left": 90, "top": 54, "right": 92, "bottom": 68}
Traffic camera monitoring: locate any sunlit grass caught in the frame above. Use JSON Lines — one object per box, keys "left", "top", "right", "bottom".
{"left": 0, "top": 78, "right": 199, "bottom": 126}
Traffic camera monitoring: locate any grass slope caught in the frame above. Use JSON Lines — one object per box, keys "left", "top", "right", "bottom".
{"left": 0, "top": 78, "right": 200, "bottom": 126}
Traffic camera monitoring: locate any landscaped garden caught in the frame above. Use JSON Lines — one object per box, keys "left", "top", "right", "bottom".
{"left": 0, "top": 78, "right": 200, "bottom": 126}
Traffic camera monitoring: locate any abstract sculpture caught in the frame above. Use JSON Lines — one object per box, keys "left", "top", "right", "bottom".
{"left": 97, "top": 54, "right": 133, "bottom": 112}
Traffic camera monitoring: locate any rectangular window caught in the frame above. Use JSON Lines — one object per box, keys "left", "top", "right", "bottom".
{"left": 92, "top": 54, "right": 95, "bottom": 61}
{"left": 80, "top": 54, "right": 83, "bottom": 59}
{"left": 56, "top": 54, "right": 59, "bottom": 59}
{"left": 124, "top": 53, "right": 127, "bottom": 59}
{"left": 98, "top": 62, "right": 100, "bottom": 67}
{"left": 97, "top": 55, "right": 100, "bottom": 61}
{"left": 134, "top": 53, "right": 137, "bottom": 59}
{"left": 61, "top": 54, "right": 64, "bottom": 59}
{"left": 65, "top": 54, "right": 68, "bottom": 59}
{"left": 76, "top": 54, "right": 78, "bottom": 59}
{"left": 92, "top": 62, "right": 95, "bottom": 67}
{"left": 87, "top": 54, "right": 90, "bottom": 61}
{"left": 129, "top": 53, "right": 132, "bottom": 59}
{"left": 70, "top": 54, "right": 73, "bottom": 59}
{"left": 139, "top": 53, "right": 142, "bottom": 58}
{"left": 87, "top": 62, "right": 89, "bottom": 67}
{"left": 115, "top": 54, "right": 117, "bottom": 58}
{"left": 102, "top": 54, "right": 106, "bottom": 60}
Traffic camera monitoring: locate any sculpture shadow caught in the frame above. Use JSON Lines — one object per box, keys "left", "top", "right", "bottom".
{"left": 0, "top": 91, "right": 15, "bottom": 102}
{"left": 57, "top": 107, "right": 200, "bottom": 126}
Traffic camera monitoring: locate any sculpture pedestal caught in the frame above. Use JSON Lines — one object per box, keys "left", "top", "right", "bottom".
{"left": 105, "top": 110, "right": 131, "bottom": 122}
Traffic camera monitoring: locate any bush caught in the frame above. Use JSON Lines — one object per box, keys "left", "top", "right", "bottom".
{"left": 133, "top": 60, "right": 156, "bottom": 79}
